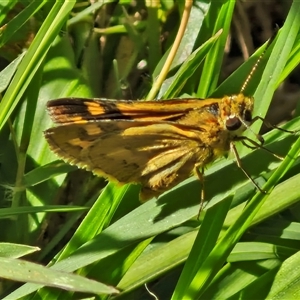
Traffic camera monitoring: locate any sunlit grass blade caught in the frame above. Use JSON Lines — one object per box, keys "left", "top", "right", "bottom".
{"left": 197, "top": 0, "right": 236, "bottom": 97}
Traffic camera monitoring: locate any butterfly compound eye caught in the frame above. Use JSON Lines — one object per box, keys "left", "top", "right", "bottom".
{"left": 244, "top": 110, "right": 252, "bottom": 123}
{"left": 226, "top": 117, "right": 242, "bottom": 131}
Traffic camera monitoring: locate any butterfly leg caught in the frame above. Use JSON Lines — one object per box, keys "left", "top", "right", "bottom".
{"left": 235, "top": 135, "right": 285, "bottom": 160}
{"left": 247, "top": 116, "right": 298, "bottom": 151}
{"left": 230, "top": 142, "right": 266, "bottom": 194}
{"left": 194, "top": 165, "right": 205, "bottom": 218}
{"left": 252, "top": 116, "right": 299, "bottom": 135}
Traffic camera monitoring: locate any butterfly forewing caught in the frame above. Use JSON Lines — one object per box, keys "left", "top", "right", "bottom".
{"left": 46, "top": 98, "right": 226, "bottom": 124}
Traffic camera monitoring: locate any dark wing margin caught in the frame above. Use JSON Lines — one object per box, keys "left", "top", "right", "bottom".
{"left": 46, "top": 97, "right": 221, "bottom": 124}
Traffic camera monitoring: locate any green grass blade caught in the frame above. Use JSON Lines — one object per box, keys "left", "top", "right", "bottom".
{"left": 0, "top": 1, "right": 76, "bottom": 130}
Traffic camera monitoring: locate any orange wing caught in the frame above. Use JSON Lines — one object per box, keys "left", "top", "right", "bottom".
{"left": 45, "top": 97, "right": 233, "bottom": 200}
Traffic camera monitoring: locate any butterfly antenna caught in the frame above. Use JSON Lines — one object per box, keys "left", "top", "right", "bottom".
{"left": 240, "top": 26, "right": 279, "bottom": 94}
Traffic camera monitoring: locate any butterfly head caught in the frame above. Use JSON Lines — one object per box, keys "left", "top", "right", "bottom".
{"left": 221, "top": 93, "right": 254, "bottom": 136}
